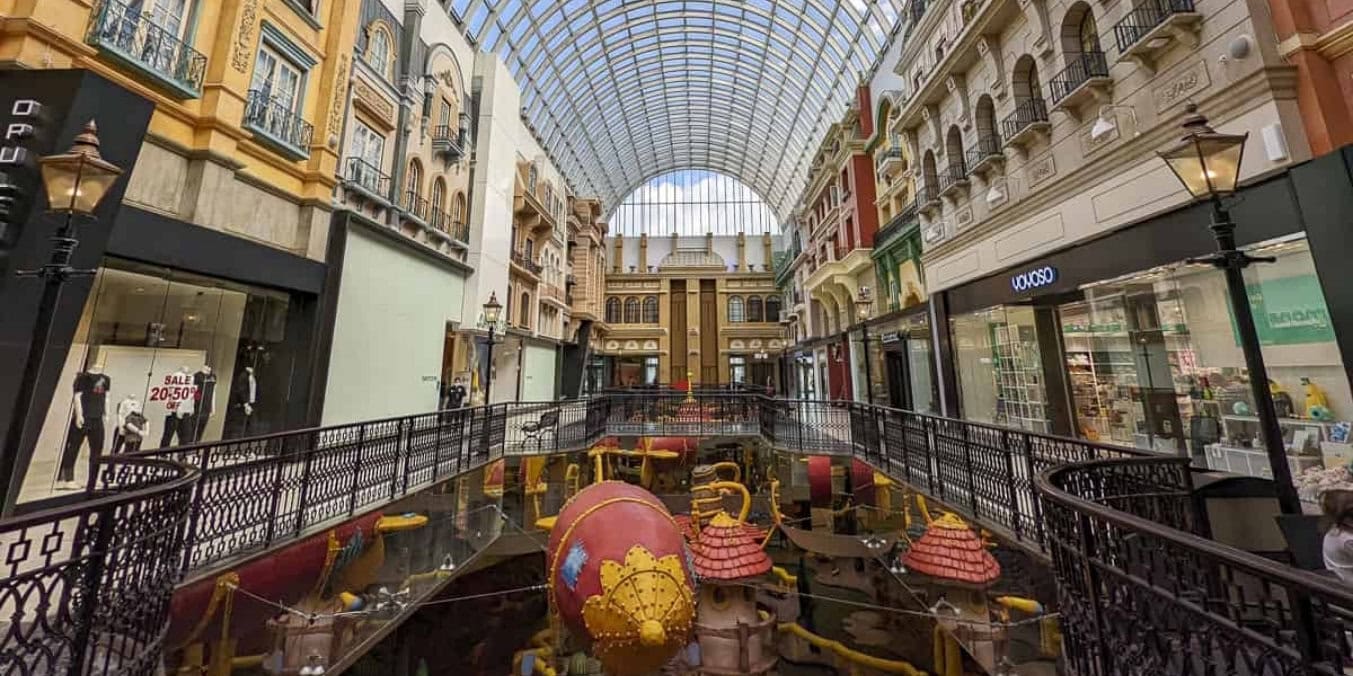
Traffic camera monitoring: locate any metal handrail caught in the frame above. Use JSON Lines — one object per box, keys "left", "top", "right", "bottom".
{"left": 244, "top": 89, "right": 314, "bottom": 153}
{"left": 1038, "top": 456, "right": 1353, "bottom": 673}
{"left": 1001, "top": 97, "right": 1049, "bottom": 141}
{"left": 402, "top": 189, "right": 429, "bottom": 220}
{"left": 941, "top": 162, "right": 967, "bottom": 189}
{"left": 966, "top": 134, "right": 1002, "bottom": 170}
{"left": 345, "top": 156, "right": 390, "bottom": 196}
{"left": 0, "top": 455, "right": 198, "bottom": 675}
{"left": 1049, "top": 51, "right": 1110, "bottom": 104}
{"left": 86, "top": 0, "right": 208, "bottom": 95}
{"left": 1114, "top": 0, "right": 1196, "bottom": 52}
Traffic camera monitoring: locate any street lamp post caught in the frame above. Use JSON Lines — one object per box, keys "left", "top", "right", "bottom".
{"left": 482, "top": 292, "right": 504, "bottom": 405}
{"left": 1158, "top": 104, "right": 1300, "bottom": 515}
{"left": 0, "top": 122, "right": 123, "bottom": 502}
{"left": 855, "top": 286, "right": 874, "bottom": 405}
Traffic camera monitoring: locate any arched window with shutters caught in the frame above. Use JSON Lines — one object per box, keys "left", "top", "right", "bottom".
{"left": 642, "top": 296, "right": 659, "bottom": 323}
{"left": 766, "top": 296, "right": 782, "bottom": 322}
{"left": 728, "top": 296, "right": 745, "bottom": 322}
{"left": 431, "top": 178, "right": 447, "bottom": 231}
{"left": 520, "top": 292, "right": 531, "bottom": 328}
{"left": 623, "top": 297, "right": 640, "bottom": 324}
{"left": 748, "top": 296, "right": 764, "bottom": 322}
{"left": 605, "top": 297, "right": 621, "bottom": 323}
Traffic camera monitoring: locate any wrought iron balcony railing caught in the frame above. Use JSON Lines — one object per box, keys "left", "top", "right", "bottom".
{"left": 428, "top": 210, "right": 469, "bottom": 243}
{"left": 1049, "top": 51, "right": 1111, "bottom": 104}
{"left": 1001, "top": 97, "right": 1050, "bottom": 142}
{"left": 940, "top": 162, "right": 968, "bottom": 192}
{"left": 87, "top": 0, "right": 207, "bottom": 98}
{"left": 243, "top": 89, "right": 313, "bottom": 160}
{"left": 6, "top": 390, "right": 1346, "bottom": 672}
{"left": 402, "top": 189, "right": 429, "bottom": 222}
{"left": 918, "top": 183, "right": 941, "bottom": 207}
{"left": 432, "top": 123, "right": 467, "bottom": 161}
{"left": 1115, "top": 0, "right": 1197, "bottom": 52}
{"left": 512, "top": 249, "right": 543, "bottom": 275}
{"left": 966, "top": 134, "right": 1002, "bottom": 166}
{"left": 344, "top": 157, "right": 390, "bottom": 198}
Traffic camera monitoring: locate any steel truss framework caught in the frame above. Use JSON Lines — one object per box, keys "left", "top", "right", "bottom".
{"left": 447, "top": 0, "right": 907, "bottom": 217}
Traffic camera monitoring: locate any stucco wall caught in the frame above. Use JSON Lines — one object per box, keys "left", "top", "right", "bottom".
{"left": 323, "top": 225, "right": 466, "bottom": 425}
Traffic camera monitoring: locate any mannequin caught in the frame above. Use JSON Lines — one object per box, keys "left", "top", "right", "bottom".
{"left": 57, "top": 364, "right": 111, "bottom": 488}
{"left": 193, "top": 364, "right": 218, "bottom": 441}
{"left": 159, "top": 366, "right": 197, "bottom": 447}
{"left": 113, "top": 396, "right": 149, "bottom": 454}
{"left": 228, "top": 366, "right": 258, "bottom": 438}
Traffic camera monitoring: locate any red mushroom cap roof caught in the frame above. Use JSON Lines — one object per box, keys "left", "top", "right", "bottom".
{"left": 690, "top": 512, "right": 772, "bottom": 580}
{"left": 902, "top": 513, "right": 1001, "bottom": 586}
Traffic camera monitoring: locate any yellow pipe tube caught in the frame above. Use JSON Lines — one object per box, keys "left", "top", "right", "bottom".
{"left": 709, "top": 461, "right": 741, "bottom": 483}
{"left": 778, "top": 623, "right": 927, "bottom": 675}
{"left": 706, "top": 480, "right": 751, "bottom": 522}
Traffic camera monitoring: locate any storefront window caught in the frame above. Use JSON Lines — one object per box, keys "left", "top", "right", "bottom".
{"left": 20, "top": 260, "right": 294, "bottom": 503}
{"left": 1061, "top": 236, "right": 1351, "bottom": 479}
{"left": 951, "top": 305, "right": 1051, "bottom": 433}
{"left": 871, "top": 311, "right": 936, "bottom": 412}
{"left": 611, "top": 356, "right": 659, "bottom": 387}
{"left": 730, "top": 355, "right": 747, "bottom": 384}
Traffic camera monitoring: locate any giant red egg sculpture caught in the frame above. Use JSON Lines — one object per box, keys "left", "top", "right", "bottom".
{"left": 546, "top": 481, "right": 695, "bottom": 675}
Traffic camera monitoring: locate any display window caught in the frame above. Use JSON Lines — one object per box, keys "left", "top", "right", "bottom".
{"left": 1058, "top": 236, "right": 1352, "bottom": 482}
{"left": 20, "top": 260, "right": 294, "bottom": 503}
{"left": 609, "top": 355, "right": 659, "bottom": 387}
{"left": 951, "top": 305, "right": 1052, "bottom": 433}
{"left": 871, "top": 312, "right": 936, "bottom": 412}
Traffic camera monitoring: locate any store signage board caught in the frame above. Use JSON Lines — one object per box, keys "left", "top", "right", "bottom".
{"left": 1010, "top": 265, "right": 1059, "bottom": 293}
{"left": 1229, "top": 274, "right": 1335, "bottom": 346}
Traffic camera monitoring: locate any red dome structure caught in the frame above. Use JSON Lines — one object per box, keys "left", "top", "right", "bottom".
{"left": 902, "top": 513, "right": 1001, "bottom": 586}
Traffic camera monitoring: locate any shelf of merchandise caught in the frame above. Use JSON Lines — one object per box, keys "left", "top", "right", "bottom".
{"left": 1204, "top": 415, "right": 1345, "bottom": 480}
{"left": 992, "top": 323, "right": 1050, "bottom": 433}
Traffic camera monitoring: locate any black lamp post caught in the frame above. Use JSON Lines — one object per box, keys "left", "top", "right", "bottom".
{"left": 481, "top": 292, "right": 504, "bottom": 404}
{"left": 1158, "top": 104, "right": 1300, "bottom": 515}
{"left": 855, "top": 286, "right": 874, "bottom": 405}
{"left": 1, "top": 121, "right": 123, "bottom": 503}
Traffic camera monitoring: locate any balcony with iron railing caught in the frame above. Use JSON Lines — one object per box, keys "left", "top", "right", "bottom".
{"left": 243, "top": 89, "right": 313, "bottom": 161}
{"left": 428, "top": 210, "right": 469, "bottom": 245}
{"left": 542, "top": 283, "right": 567, "bottom": 306}
{"left": 1049, "top": 51, "right": 1112, "bottom": 109}
{"left": 874, "top": 201, "right": 920, "bottom": 247}
{"left": 511, "top": 249, "right": 543, "bottom": 277}
{"left": 1002, "top": 97, "right": 1051, "bottom": 149}
{"left": 939, "top": 162, "right": 969, "bottom": 198}
{"left": 965, "top": 134, "right": 1004, "bottom": 177}
{"left": 918, "top": 183, "right": 941, "bottom": 213}
{"left": 875, "top": 145, "right": 906, "bottom": 177}
{"left": 343, "top": 157, "right": 390, "bottom": 203}
{"left": 401, "top": 190, "right": 430, "bottom": 225}
{"left": 1114, "top": 0, "right": 1201, "bottom": 66}
{"left": 432, "top": 121, "right": 468, "bottom": 162}
{"left": 86, "top": 0, "right": 207, "bottom": 99}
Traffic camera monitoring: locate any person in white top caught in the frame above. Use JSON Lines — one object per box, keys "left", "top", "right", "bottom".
{"left": 1322, "top": 488, "right": 1353, "bottom": 583}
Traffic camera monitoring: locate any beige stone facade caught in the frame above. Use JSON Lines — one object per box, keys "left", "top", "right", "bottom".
{"left": 890, "top": 0, "right": 1309, "bottom": 293}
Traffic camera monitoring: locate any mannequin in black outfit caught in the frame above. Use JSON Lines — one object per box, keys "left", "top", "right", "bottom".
{"left": 58, "top": 368, "right": 111, "bottom": 487}
{"left": 193, "top": 365, "right": 218, "bottom": 440}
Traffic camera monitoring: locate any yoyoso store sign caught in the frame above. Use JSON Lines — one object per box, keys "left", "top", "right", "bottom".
{"left": 1010, "top": 265, "right": 1058, "bottom": 293}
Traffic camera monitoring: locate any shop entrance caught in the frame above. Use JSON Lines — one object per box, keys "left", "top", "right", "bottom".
{"left": 884, "top": 351, "right": 907, "bottom": 409}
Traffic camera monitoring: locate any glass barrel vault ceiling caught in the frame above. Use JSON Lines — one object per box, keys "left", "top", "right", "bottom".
{"left": 446, "top": 0, "right": 907, "bottom": 219}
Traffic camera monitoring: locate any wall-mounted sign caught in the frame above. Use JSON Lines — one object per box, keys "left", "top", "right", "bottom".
{"left": 1010, "top": 265, "right": 1058, "bottom": 293}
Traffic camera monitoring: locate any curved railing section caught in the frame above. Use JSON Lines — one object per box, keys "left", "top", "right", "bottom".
{"left": 0, "top": 455, "right": 198, "bottom": 676}
{"left": 1038, "top": 456, "right": 1353, "bottom": 675}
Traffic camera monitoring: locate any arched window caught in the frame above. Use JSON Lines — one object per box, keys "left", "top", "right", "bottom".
{"left": 623, "top": 297, "right": 640, "bottom": 323}
{"left": 519, "top": 292, "right": 531, "bottom": 327}
{"left": 367, "top": 26, "right": 392, "bottom": 78}
{"left": 642, "top": 296, "right": 659, "bottom": 323}
{"left": 1061, "top": 2, "right": 1102, "bottom": 57}
{"left": 406, "top": 160, "right": 422, "bottom": 213}
{"left": 453, "top": 192, "right": 467, "bottom": 227}
{"left": 945, "top": 126, "right": 966, "bottom": 177}
{"left": 728, "top": 296, "right": 745, "bottom": 322}
{"left": 748, "top": 296, "right": 764, "bottom": 322}
{"left": 766, "top": 296, "right": 782, "bottom": 322}
{"left": 922, "top": 150, "right": 939, "bottom": 199}
{"left": 975, "top": 95, "right": 999, "bottom": 151}
{"left": 524, "top": 239, "right": 534, "bottom": 259}
{"left": 431, "top": 178, "right": 447, "bottom": 230}
{"left": 605, "top": 297, "right": 621, "bottom": 323}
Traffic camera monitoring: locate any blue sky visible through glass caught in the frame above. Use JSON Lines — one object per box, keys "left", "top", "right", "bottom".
{"left": 609, "top": 169, "right": 780, "bottom": 237}
{"left": 444, "top": 0, "right": 908, "bottom": 217}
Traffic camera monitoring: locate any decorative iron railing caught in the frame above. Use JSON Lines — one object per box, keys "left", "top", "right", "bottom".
{"left": 512, "top": 249, "right": 544, "bottom": 275}
{"left": 1049, "top": 51, "right": 1110, "bottom": 104}
{"left": 402, "top": 189, "right": 430, "bottom": 221}
{"left": 243, "top": 89, "right": 314, "bottom": 157}
{"left": 7, "top": 390, "right": 1346, "bottom": 673}
{"left": 940, "top": 162, "right": 968, "bottom": 191}
{"left": 918, "top": 183, "right": 941, "bottom": 206}
{"left": 1039, "top": 456, "right": 1353, "bottom": 675}
{"left": 345, "top": 157, "right": 390, "bottom": 197}
{"left": 0, "top": 456, "right": 197, "bottom": 675}
{"left": 1114, "top": 0, "right": 1197, "bottom": 52}
{"left": 431, "top": 124, "right": 466, "bottom": 160}
{"left": 966, "top": 134, "right": 1002, "bottom": 170}
{"left": 87, "top": 0, "right": 207, "bottom": 97}
{"left": 1002, "top": 97, "right": 1049, "bottom": 141}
